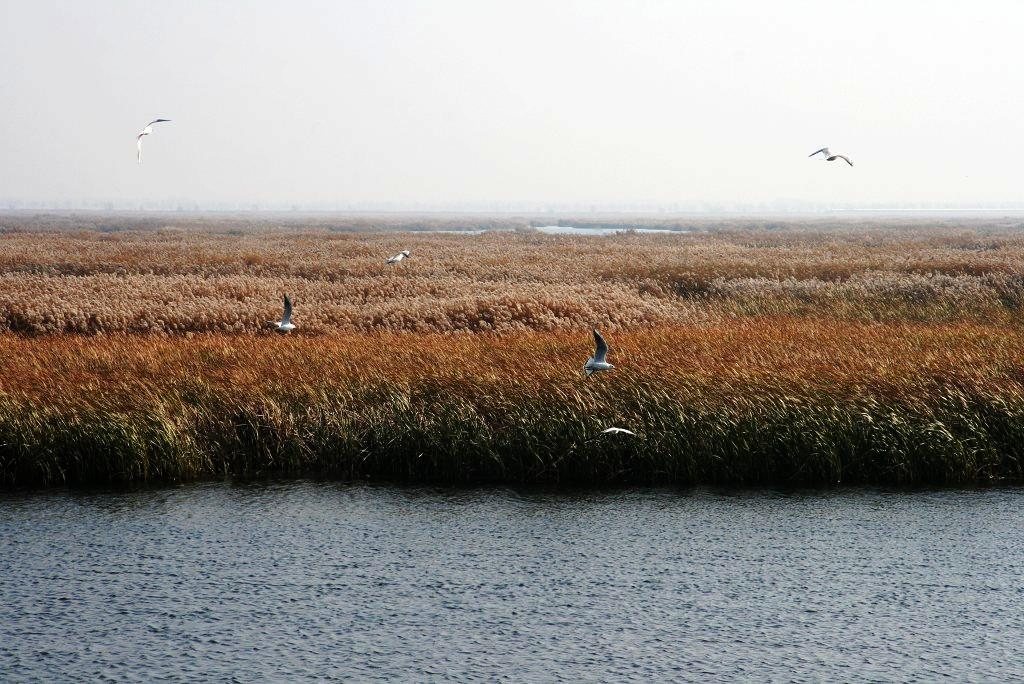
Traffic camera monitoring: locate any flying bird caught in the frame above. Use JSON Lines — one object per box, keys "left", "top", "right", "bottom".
{"left": 136, "top": 118, "right": 171, "bottom": 163}
{"left": 386, "top": 250, "right": 411, "bottom": 264}
{"left": 808, "top": 147, "right": 853, "bottom": 166}
{"left": 583, "top": 329, "right": 614, "bottom": 377}
{"left": 270, "top": 295, "right": 296, "bottom": 333}
{"left": 581, "top": 426, "right": 639, "bottom": 445}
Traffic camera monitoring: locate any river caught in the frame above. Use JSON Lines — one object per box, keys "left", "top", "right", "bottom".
{"left": 2, "top": 483, "right": 1022, "bottom": 680}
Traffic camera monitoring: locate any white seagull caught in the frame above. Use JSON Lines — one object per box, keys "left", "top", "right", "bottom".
{"left": 136, "top": 118, "right": 171, "bottom": 163}
{"left": 808, "top": 147, "right": 853, "bottom": 166}
{"left": 270, "top": 294, "right": 296, "bottom": 333}
{"left": 600, "top": 427, "right": 636, "bottom": 437}
{"left": 583, "top": 329, "right": 614, "bottom": 377}
{"left": 386, "top": 250, "right": 411, "bottom": 264}
{"left": 582, "top": 426, "right": 639, "bottom": 444}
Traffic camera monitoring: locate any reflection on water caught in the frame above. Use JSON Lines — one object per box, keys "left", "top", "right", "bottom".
{"left": 2, "top": 484, "right": 1023, "bottom": 680}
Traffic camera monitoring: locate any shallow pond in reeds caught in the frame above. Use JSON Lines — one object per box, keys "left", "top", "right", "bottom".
{"left": 533, "top": 225, "right": 684, "bottom": 235}
{"left": 2, "top": 483, "right": 1023, "bottom": 680}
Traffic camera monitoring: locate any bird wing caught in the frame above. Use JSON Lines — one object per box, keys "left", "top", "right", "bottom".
{"left": 136, "top": 136, "right": 143, "bottom": 163}
{"left": 809, "top": 147, "right": 829, "bottom": 158}
{"left": 593, "top": 329, "right": 609, "bottom": 362}
{"left": 601, "top": 427, "right": 637, "bottom": 436}
{"left": 147, "top": 119, "right": 171, "bottom": 126}
{"left": 831, "top": 155, "right": 853, "bottom": 166}
{"left": 282, "top": 295, "right": 293, "bottom": 324}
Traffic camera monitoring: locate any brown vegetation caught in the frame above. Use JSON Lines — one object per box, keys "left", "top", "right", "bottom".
{"left": 2, "top": 321, "right": 1023, "bottom": 487}
{"left": 2, "top": 214, "right": 1024, "bottom": 486}
{"left": 3, "top": 216, "right": 1024, "bottom": 334}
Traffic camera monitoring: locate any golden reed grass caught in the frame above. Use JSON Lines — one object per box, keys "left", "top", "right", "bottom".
{"left": 2, "top": 216, "right": 1024, "bottom": 486}
{"left": 2, "top": 220, "right": 1024, "bottom": 334}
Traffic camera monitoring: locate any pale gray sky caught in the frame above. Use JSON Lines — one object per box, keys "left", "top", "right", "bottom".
{"left": 1, "top": 0, "right": 1022, "bottom": 209}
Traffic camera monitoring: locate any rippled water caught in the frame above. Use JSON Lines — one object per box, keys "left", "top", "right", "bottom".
{"left": 2, "top": 484, "right": 1023, "bottom": 681}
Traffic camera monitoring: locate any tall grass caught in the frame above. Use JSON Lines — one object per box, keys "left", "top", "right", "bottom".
{"left": 2, "top": 321, "right": 1023, "bottom": 487}
{"left": 4, "top": 219, "right": 1024, "bottom": 486}
{"left": 3, "top": 221, "right": 1024, "bottom": 333}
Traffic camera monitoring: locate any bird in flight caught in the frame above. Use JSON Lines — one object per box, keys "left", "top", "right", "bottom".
{"left": 599, "top": 427, "right": 636, "bottom": 437}
{"left": 583, "top": 329, "right": 614, "bottom": 377}
{"left": 271, "top": 294, "right": 296, "bottom": 333}
{"left": 136, "top": 118, "right": 171, "bottom": 163}
{"left": 581, "top": 426, "right": 639, "bottom": 444}
{"left": 386, "top": 250, "right": 411, "bottom": 264}
{"left": 809, "top": 147, "right": 853, "bottom": 166}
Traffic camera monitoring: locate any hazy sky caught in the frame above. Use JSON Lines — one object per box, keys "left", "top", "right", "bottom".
{"left": 1, "top": 0, "right": 1022, "bottom": 209}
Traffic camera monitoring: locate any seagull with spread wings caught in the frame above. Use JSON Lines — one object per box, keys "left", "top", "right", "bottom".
{"left": 583, "top": 329, "right": 614, "bottom": 378}
{"left": 136, "top": 118, "right": 171, "bottom": 163}
{"left": 600, "top": 427, "right": 636, "bottom": 437}
{"left": 580, "top": 426, "right": 639, "bottom": 445}
{"left": 270, "top": 295, "right": 296, "bottom": 333}
{"left": 809, "top": 147, "right": 853, "bottom": 166}
{"left": 386, "top": 250, "right": 411, "bottom": 264}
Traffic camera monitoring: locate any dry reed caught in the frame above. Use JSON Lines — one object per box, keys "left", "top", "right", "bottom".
{"left": 3, "top": 216, "right": 1024, "bottom": 486}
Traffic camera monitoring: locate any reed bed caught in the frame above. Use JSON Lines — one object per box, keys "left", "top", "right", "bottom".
{"left": 4, "top": 222, "right": 1024, "bottom": 334}
{"left": 2, "top": 321, "right": 1023, "bottom": 487}
{"left": 3, "top": 217, "right": 1024, "bottom": 487}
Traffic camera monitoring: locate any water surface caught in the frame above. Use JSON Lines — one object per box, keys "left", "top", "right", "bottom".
{"left": 2, "top": 484, "right": 1022, "bottom": 680}
{"left": 533, "top": 225, "right": 682, "bottom": 235}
